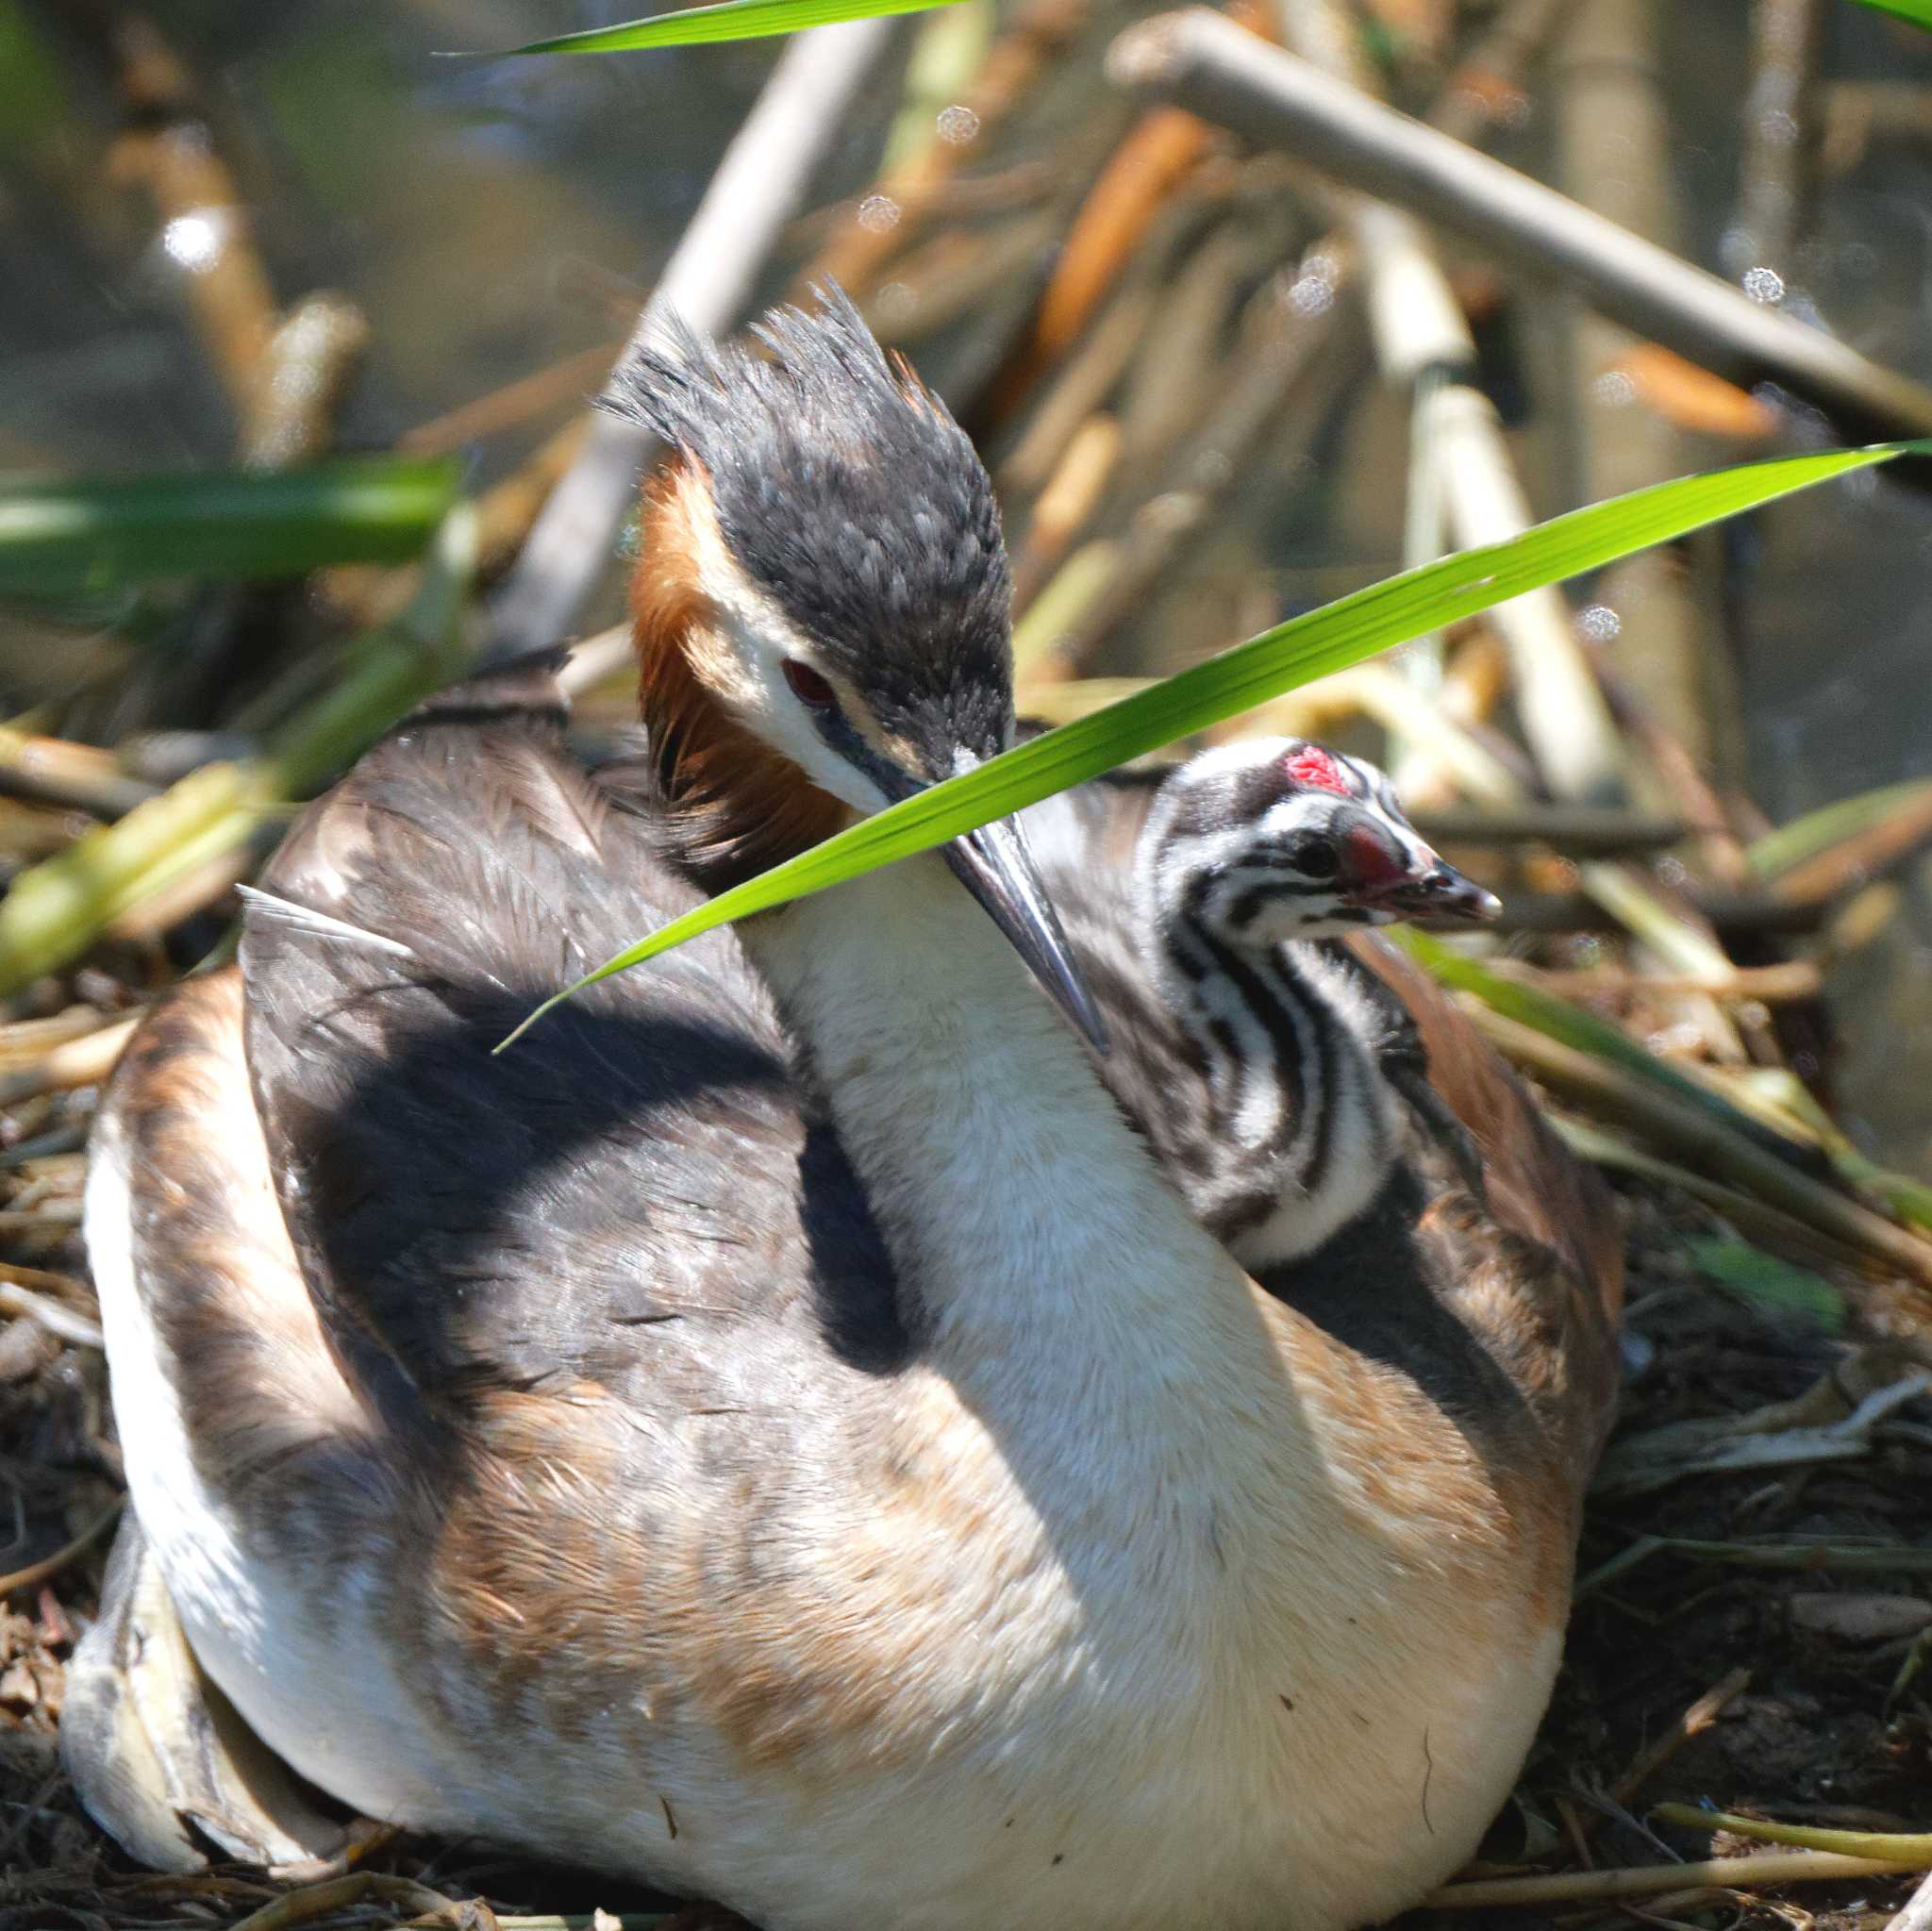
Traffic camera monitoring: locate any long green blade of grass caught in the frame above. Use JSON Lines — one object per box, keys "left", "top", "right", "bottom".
{"left": 502, "top": 441, "right": 1914, "bottom": 1049}
{"left": 1851, "top": 0, "right": 1932, "bottom": 28}
{"left": 0, "top": 458, "right": 458, "bottom": 595}
{"left": 478, "top": 0, "right": 958, "bottom": 57}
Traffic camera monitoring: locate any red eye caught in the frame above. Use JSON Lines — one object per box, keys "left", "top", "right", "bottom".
{"left": 782, "top": 659, "right": 837, "bottom": 709}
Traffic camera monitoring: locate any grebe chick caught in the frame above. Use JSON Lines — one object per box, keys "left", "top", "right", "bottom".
{"left": 1128, "top": 737, "right": 1498, "bottom": 1270}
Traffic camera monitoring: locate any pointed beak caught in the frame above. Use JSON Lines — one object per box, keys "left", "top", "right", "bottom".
{"left": 942, "top": 816, "right": 1111, "bottom": 1054}
{"left": 1367, "top": 857, "right": 1502, "bottom": 924}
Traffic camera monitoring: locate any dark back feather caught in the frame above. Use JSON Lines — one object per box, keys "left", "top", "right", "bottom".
{"left": 239, "top": 658, "right": 908, "bottom": 1431}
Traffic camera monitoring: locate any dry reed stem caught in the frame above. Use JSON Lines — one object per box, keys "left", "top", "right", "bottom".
{"left": 103, "top": 16, "right": 277, "bottom": 417}
{"left": 1424, "top": 1848, "right": 1926, "bottom": 1909}
{"left": 0, "top": 1499, "right": 121, "bottom": 1598}
{"left": 1469, "top": 1006, "right": 1932, "bottom": 1290}
{"left": 401, "top": 340, "right": 626, "bottom": 458}
{"left": 225, "top": 1872, "right": 483, "bottom": 1931}
{"left": 805, "top": 0, "right": 1091, "bottom": 297}
{"left": 0, "top": 1013, "right": 142, "bottom": 1107}
{"left": 1607, "top": 1667, "right": 1754, "bottom": 1810}
{"left": 0, "top": 1279, "right": 103, "bottom": 1350}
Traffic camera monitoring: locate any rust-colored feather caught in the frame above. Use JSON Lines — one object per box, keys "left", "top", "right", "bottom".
{"left": 630, "top": 461, "right": 847, "bottom": 891}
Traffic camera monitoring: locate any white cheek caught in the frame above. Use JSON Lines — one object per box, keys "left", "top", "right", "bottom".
{"left": 710, "top": 609, "right": 891, "bottom": 816}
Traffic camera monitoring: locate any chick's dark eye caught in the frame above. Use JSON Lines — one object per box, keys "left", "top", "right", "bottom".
{"left": 782, "top": 659, "right": 837, "bottom": 709}
{"left": 1291, "top": 835, "right": 1340, "bottom": 879}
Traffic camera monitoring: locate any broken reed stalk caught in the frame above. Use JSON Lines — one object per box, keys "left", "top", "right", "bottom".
{"left": 481, "top": 18, "right": 908, "bottom": 667}
{"left": 807, "top": 0, "right": 1091, "bottom": 298}
{"left": 1889, "top": 1868, "right": 1932, "bottom": 1931}
{"left": 1736, "top": 0, "right": 1827, "bottom": 290}
{"left": 1106, "top": 8, "right": 1932, "bottom": 443}
{"left": 400, "top": 339, "right": 625, "bottom": 458}
{"left": 242, "top": 294, "right": 372, "bottom": 470}
{"left": 1272, "top": 0, "right": 1624, "bottom": 807}
{"left": 0, "top": 728, "right": 154, "bottom": 821}
{"left": 1424, "top": 1847, "right": 1928, "bottom": 1909}
{"left": 1410, "top": 804, "right": 1684, "bottom": 854}
{"left": 104, "top": 15, "right": 277, "bottom": 416}
{"left": 1029, "top": 258, "right": 1366, "bottom": 677}
{"left": 0, "top": 1014, "right": 141, "bottom": 1107}
{"left": 0, "top": 1498, "right": 122, "bottom": 1598}
{"left": 1653, "top": 1806, "right": 1932, "bottom": 1863}
{"left": 1557, "top": 0, "right": 1732, "bottom": 786}
{"left": 1466, "top": 1006, "right": 1932, "bottom": 1289}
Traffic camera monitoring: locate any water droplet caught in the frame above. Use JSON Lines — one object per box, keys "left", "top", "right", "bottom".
{"left": 857, "top": 194, "right": 900, "bottom": 235}
{"left": 935, "top": 104, "right": 979, "bottom": 145}
{"left": 1591, "top": 370, "right": 1638, "bottom": 408}
{"left": 1741, "top": 264, "right": 1785, "bottom": 305}
{"left": 875, "top": 280, "right": 916, "bottom": 326}
{"left": 161, "top": 210, "right": 225, "bottom": 274}
{"left": 1577, "top": 604, "right": 1621, "bottom": 642}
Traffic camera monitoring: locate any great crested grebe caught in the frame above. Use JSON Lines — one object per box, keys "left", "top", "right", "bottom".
{"left": 67, "top": 291, "right": 1622, "bottom": 1930}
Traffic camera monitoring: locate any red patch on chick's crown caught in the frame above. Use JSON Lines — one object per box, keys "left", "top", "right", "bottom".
{"left": 1283, "top": 746, "right": 1352, "bottom": 795}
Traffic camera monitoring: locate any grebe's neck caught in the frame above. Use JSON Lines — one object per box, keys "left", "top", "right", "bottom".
{"left": 1150, "top": 871, "right": 1401, "bottom": 1271}
{"left": 738, "top": 854, "right": 1267, "bottom": 1437}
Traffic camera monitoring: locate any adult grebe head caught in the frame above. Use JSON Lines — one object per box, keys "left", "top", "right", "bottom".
{"left": 608, "top": 285, "right": 1103, "bottom": 1046}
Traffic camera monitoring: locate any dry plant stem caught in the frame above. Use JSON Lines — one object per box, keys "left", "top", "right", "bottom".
{"left": 225, "top": 1873, "right": 478, "bottom": 1931}
{"left": 1653, "top": 1806, "right": 1932, "bottom": 1862}
{"left": 1116, "top": 206, "right": 1299, "bottom": 486}
{"left": 863, "top": 208, "right": 1063, "bottom": 347}
{"left": 1045, "top": 260, "right": 1367, "bottom": 674}
{"left": 1557, "top": 0, "right": 1727, "bottom": 782}
{"left": 1737, "top": 0, "right": 1826, "bottom": 288}
{"left": 1824, "top": 81, "right": 1932, "bottom": 175}
{"left": 1888, "top": 1868, "right": 1932, "bottom": 1931}
{"left": 1001, "top": 283, "right": 1158, "bottom": 496}
{"left": 0, "top": 1499, "right": 121, "bottom": 1598}
{"left": 481, "top": 18, "right": 907, "bottom": 667}
{"left": 1589, "top": 645, "right": 1757, "bottom": 891}
{"left": 1496, "top": 888, "right": 1821, "bottom": 939}
{"left": 806, "top": 0, "right": 1091, "bottom": 297}
{"left": 558, "top": 624, "right": 637, "bottom": 700}
{"left": 1107, "top": 9, "right": 1932, "bottom": 442}
{"left": 476, "top": 417, "right": 591, "bottom": 579}
{"left": 1410, "top": 804, "right": 1683, "bottom": 855}
{"left": 106, "top": 16, "right": 277, "bottom": 414}
{"left": 1424, "top": 1849, "right": 1927, "bottom": 1909}
{"left": 0, "top": 1279, "right": 103, "bottom": 1349}
{"left": 1433, "top": 0, "right": 1570, "bottom": 146}
{"left": 402, "top": 340, "right": 627, "bottom": 457}
{"left": 0, "top": 1013, "right": 140, "bottom": 1107}
{"left": 1769, "top": 785, "right": 1932, "bottom": 907}
{"left": 1271, "top": 0, "right": 1623, "bottom": 804}
{"left": 1607, "top": 1666, "right": 1753, "bottom": 1811}
{"left": 1010, "top": 414, "right": 1123, "bottom": 609}
{"left": 241, "top": 294, "right": 371, "bottom": 469}
{"left": 1028, "top": 107, "right": 1222, "bottom": 371}
{"left": 1469, "top": 1006, "right": 1932, "bottom": 1289}
{"left": 1527, "top": 958, "right": 1820, "bottom": 1002}
{"left": 1390, "top": 256, "right": 1627, "bottom": 804}
{"left": 0, "top": 728, "right": 154, "bottom": 821}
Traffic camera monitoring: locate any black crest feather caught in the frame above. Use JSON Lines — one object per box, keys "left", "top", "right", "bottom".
{"left": 606, "top": 285, "right": 1012, "bottom": 766}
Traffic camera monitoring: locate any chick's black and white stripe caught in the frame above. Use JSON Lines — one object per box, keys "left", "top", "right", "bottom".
{"left": 1142, "top": 815, "right": 1401, "bottom": 1265}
